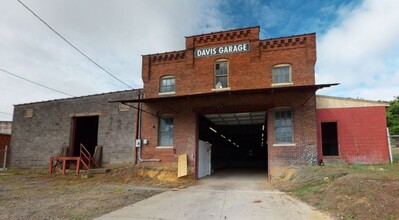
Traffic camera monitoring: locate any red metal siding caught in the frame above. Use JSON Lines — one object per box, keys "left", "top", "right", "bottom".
{"left": 317, "top": 106, "right": 389, "bottom": 163}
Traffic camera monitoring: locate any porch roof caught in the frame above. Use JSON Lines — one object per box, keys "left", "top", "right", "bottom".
{"left": 111, "top": 83, "right": 339, "bottom": 103}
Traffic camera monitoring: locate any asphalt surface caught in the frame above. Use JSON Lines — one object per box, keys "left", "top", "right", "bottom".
{"left": 97, "top": 169, "right": 331, "bottom": 220}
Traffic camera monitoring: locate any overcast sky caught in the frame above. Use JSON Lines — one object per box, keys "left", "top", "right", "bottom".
{"left": 1, "top": 0, "right": 399, "bottom": 120}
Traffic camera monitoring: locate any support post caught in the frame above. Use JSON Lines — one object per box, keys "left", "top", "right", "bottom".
{"left": 387, "top": 128, "right": 393, "bottom": 164}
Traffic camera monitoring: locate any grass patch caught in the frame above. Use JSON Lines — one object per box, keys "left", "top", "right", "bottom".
{"left": 273, "top": 163, "right": 399, "bottom": 219}
{"left": 392, "top": 148, "right": 399, "bottom": 163}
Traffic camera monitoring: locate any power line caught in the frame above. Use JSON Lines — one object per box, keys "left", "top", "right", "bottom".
{"left": 16, "top": 0, "right": 134, "bottom": 89}
{"left": 0, "top": 68, "right": 112, "bottom": 109}
{"left": 0, "top": 68, "right": 155, "bottom": 116}
{"left": 0, "top": 68, "right": 75, "bottom": 97}
{"left": 0, "top": 111, "right": 13, "bottom": 116}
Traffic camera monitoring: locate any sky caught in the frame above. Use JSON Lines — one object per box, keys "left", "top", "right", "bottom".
{"left": 1, "top": 0, "right": 399, "bottom": 120}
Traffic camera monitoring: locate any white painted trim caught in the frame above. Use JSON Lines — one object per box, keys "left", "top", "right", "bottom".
{"left": 158, "top": 91, "right": 175, "bottom": 96}
{"left": 273, "top": 143, "right": 296, "bottom": 147}
{"left": 211, "top": 87, "right": 231, "bottom": 92}
{"left": 271, "top": 82, "right": 294, "bottom": 87}
{"left": 156, "top": 146, "right": 174, "bottom": 149}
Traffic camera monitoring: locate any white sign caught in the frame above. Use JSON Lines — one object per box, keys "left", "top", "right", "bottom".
{"left": 195, "top": 42, "right": 250, "bottom": 58}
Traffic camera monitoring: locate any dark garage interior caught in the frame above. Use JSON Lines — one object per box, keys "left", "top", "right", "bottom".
{"left": 198, "top": 111, "right": 267, "bottom": 174}
{"left": 321, "top": 122, "right": 339, "bottom": 156}
{"left": 71, "top": 116, "right": 99, "bottom": 156}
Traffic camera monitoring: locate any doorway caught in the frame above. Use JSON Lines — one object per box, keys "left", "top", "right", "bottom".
{"left": 197, "top": 111, "right": 267, "bottom": 178}
{"left": 71, "top": 116, "right": 99, "bottom": 156}
{"left": 321, "top": 122, "right": 339, "bottom": 156}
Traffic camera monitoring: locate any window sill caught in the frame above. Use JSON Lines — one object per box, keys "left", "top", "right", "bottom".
{"left": 271, "top": 82, "right": 294, "bottom": 87}
{"left": 273, "top": 143, "right": 296, "bottom": 147}
{"left": 156, "top": 146, "right": 174, "bottom": 149}
{"left": 211, "top": 87, "right": 231, "bottom": 92}
{"left": 158, "top": 92, "right": 175, "bottom": 96}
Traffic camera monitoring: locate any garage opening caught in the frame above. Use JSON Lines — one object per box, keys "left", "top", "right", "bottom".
{"left": 71, "top": 116, "right": 99, "bottom": 157}
{"left": 321, "top": 122, "right": 339, "bottom": 156}
{"left": 198, "top": 111, "right": 267, "bottom": 178}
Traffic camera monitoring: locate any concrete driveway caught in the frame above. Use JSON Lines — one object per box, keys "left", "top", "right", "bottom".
{"left": 97, "top": 170, "right": 331, "bottom": 220}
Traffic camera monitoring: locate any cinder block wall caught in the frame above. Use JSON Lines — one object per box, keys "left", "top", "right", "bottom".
{"left": 9, "top": 90, "right": 137, "bottom": 168}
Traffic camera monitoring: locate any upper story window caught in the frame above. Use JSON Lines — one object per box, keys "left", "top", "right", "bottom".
{"left": 272, "top": 64, "right": 292, "bottom": 84}
{"left": 214, "top": 60, "right": 229, "bottom": 89}
{"left": 159, "top": 76, "right": 175, "bottom": 94}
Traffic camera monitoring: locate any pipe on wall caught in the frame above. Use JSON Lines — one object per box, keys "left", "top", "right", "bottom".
{"left": 136, "top": 90, "right": 160, "bottom": 162}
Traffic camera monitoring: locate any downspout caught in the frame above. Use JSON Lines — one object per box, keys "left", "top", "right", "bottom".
{"left": 136, "top": 90, "right": 160, "bottom": 162}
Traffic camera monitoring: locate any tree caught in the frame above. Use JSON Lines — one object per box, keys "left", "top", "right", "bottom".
{"left": 387, "top": 96, "right": 399, "bottom": 135}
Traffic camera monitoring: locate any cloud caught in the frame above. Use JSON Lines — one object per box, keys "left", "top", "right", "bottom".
{"left": 0, "top": 0, "right": 224, "bottom": 120}
{"left": 316, "top": 0, "right": 399, "bottom": 101}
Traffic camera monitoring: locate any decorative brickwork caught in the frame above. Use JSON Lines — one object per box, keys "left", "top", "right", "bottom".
{"left": 148, "top": 50, "right": 186, "bottom": 63}
{"left": 259, "top": 35, "right": 310, "bottom": 50}
{"left": 185, "top": 26, "right": 259, "bottom": 48}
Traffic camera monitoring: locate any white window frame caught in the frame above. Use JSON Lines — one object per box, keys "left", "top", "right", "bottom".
{"left": 272, "top": 64, "right": 293, "bottom": 86}
{"left": 159, "top": 76, "right": 176, "bottom": 95}
{"left": 273, "top": 108, "right": 295, "bottom": 146}
{"left": 213, "top": 59, "right": 230, "bottom": 90}
{"left": 157, "top": 115, "right": 174, "bottom": 147}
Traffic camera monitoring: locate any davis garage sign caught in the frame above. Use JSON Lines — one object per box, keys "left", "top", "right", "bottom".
{"left": 195, "top": 42, "right": 250, "bottom": 58}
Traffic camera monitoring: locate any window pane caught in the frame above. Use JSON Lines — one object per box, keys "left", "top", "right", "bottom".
{"left": 272, "top": 66, "right": 291, "bottom": 83}
{"left": 160, "top": 77, "right": 175, "bottom": 93}
{"left": 274, "top": 110, "right": 293, "bottom": 143}
{"left": 216, "top": 76, "right": 228, "bottom": 88}
{"left": 159, "top": 116, "right": 173, "bottom": 146}
{"left": 215, "top": 61, "right": 228, "bottom": 88}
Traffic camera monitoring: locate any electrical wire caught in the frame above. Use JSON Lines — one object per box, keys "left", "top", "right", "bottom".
{"left": 0, "top": 68, "right": 155, "bottom": 116}
{"left": 0, "top": 68, "right": 75, "bottom": 97}
{"left": 16, "top": 0, "right": 134, "bottom": 89}
{"left": 0, "top": 111, "right": 13, "bottom": 116}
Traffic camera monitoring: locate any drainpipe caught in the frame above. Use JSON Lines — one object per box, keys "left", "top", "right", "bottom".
{"left": 136, "top": 90, "right": 160, "bottom": 162}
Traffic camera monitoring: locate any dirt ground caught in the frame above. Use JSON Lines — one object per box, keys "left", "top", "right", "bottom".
{"left": 0, "top": 164, "right": 195, "bottom": 220}
{"left": 2, "top": 151, "right": 398, "bottom": 220}
{"left": 273, "top": 161, "right": 399, "bottom": 220}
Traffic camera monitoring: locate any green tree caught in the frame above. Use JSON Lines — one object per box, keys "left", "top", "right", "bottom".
{"left": 387, "top": 96, "right": 399, "bottom": 134}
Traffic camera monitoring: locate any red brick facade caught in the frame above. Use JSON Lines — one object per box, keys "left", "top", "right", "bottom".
{"left": 139, "top": 26, "right": 321, "bottom": 177}
{"left": 142, "top": 26, "right": 316, "bottom": 98}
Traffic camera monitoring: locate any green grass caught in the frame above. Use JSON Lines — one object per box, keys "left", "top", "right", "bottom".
{"left": 392, "top": 148, "right": 399, "bottom": 163}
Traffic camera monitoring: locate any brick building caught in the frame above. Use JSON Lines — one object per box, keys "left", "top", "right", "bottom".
{"left": 8, "top": 26, "right": 390, "bottom": 176}
{"left": 10, "top": 90, "right": 137, "bottom": 168}
{"left": 120, "top": 26, "right": 337, "bottom": 178}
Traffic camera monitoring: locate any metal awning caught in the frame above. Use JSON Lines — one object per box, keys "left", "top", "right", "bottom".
{"left": 205, "top": 111, "right": 266, "bottom": 125}
{"left": 109, "top": 83, "right": 339, "bottom": 103}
